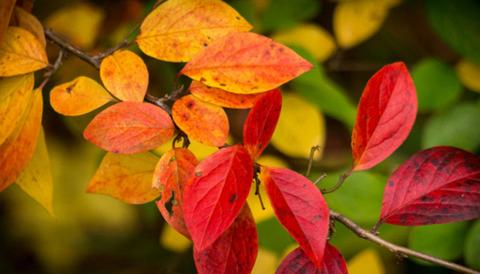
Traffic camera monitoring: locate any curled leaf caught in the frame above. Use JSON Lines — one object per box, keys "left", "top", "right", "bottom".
{"left": 84, "top": 102, "right": 174, "bottom": 154}
{"left": 137, "top": 0, "right": 252, "bottom": 62}
{"left": 181, "top": 32, "right": 312, "bottom": 94}
{"left": 50, "top": 76, "right": 114, "bottom": 116}
{"left": 172, "top": 95, "right": 229, "bottom": 147}
{"left": 100, "top": 50, "right": 149, "bottom": 102}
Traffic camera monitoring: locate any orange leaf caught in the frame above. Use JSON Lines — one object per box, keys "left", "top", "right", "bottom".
{"left": 136, "top": 0, "right": 252, "bottom": 62}
{"left": 0, "top": 73, "right": 34, "bottom": 146}
{"left": 153, "top": 148, "right": 198, "bottom": 237}
{"left": 189, "top": 80, "right": 263, "bottom": 109}
{"left": 172, "top": 95, "right": 229, "bottom": 147}
{"left": 0, "top": 27, "right": 48, "bottom": 76}
{"left": 84, "top": 102, "right": 174, "bottom": 154}
{"left": 12, "top": 7, "right": 46, "bottom": 47}
{"left": 0, "top": 89, "right": 43, "bottom": 191}
{"left": 181, "top": 32, "right": 312, "bottom": 94}
{"left": 100, "top": 50, "right": 148, "bottom": 102}
{"left": 50, "top": 76, "right": 114, "bottom": 116}
{"left": 87, "top": 152, "right": 160, "bottom": 204}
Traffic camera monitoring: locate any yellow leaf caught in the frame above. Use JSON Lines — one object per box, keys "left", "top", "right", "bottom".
{"left": 456, "top": 59, "right": 480, "bottom": 93}
{"left": 45, "top": 3, "right": 104, "bottom": 49}
{"left": 87, "top": 152, "right": 160, "bottom": 204}
{"left": 333, "top": 0, "right": 398, "bottom": 49}
{"left": 248, "top": 155, "right": 287, "bottom": 222}
{"left": 137, "top": 0, "right": 252, "bottom": 62}
{"left": 0, "top": 89, "right": 43, "bottom": 191}
{"left": 0, "top": 27, "right": 48, "bottom": 76}
{"left": 271, "top": 93, "right": 325, "bottom": 159}
{"left": 154, "top": 137, "right": 222, "bottom": 160}
{"left": 100, "top": 50, "right": 149, "bottom": 102}
{"left": 273, "top": 24, "right": 336, "bottom": 62}
{"left": 347, "top": 249, "right": 385, "bottom": 274}
{"left": 0, "top": 73, "right": 34, "bottom": 145}
{"left": 252, "top": 248, "right": 278, "bottom": 274}
{"left": 160, "top": 225, "right": 192, "bottom": 253}
{"left": 13, "top": 7, "right": 46, "bottom": 47}
{"left": 16, "top": 129, "right": 54, "bottom": 216}
{"left": 50, "top": 76, "right": 114, "bottom": 116}
{"left": 0, "top": 0, "right": 15, "bottom": 43}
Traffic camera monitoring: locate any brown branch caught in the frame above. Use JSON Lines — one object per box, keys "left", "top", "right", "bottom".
{"left": 39, "top": 49, "right": 64, "bottom": 89}
{"left": 330, "top": 210, "right": 480, "bottom": 274}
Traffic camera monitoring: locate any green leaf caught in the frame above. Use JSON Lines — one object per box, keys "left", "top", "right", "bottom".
{"left": 422, "top": 103, "right": 480, "bottom": 150}
{"left": 257, "top": 217, "right": 295, "bottom": 256}
{"left": 426, "top": 0, "right": 480, "bottom": 63}
{"left": 318, "top": 171, "right": 385, "bottom": 225}
{"left": 464, "top": 220, "right": 480, "bottom": 270}
{"left": 412, "top": 58, "right": 462, "bottom": 112}
{"left": 408, "top": 222, "right": 468, "bottom": 265}
{"left": 290, "top": 46, "right": 356, "bottom": 128}
{"left": 260, "top": 0, "right": 320, "bottom": 32}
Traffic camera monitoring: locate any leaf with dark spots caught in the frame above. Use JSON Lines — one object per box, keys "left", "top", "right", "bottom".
{"left": 276, "top": 244, "right": 348, "bottom": 274}
{"left": 351, "top": 62, "right": 417, "bottom": 171}
{"left": 261, "top": 167, "right": 329, "bottom": 267}
{"left": 243, "top": 89, "right": 282, "bottom": 159}
{"left": 183, "top": 145, "right": 253, "bottom": 250}
{"left": 194, "top": 205, "right": 258, "bottom": 274}
{"left": 154, "top": 148, "right": 198, "bottom": 238}
{"left": 378, "top": 146, "right": 480, "bottom": 227}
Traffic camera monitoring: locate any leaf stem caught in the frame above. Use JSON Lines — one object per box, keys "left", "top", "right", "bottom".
{"left": 321, "top": 169, "right": 352, "bottom": 194}
{"left": 330, "top": 210, "right": 480, "bottom": 274}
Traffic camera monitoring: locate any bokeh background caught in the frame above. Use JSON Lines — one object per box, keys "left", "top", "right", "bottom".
{"left": 1, "top": 0, "right": 480, "bottom": 273}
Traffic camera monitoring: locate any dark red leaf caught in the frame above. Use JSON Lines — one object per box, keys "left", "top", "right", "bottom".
{"left": 276, "top": 244, "right": 348, "bottom": 274}
{"left": 183, "top": 145, "right": 253, "bottom": 250}
{"left": 351, "top": 62, "right": 417, "bottom": 171}
{"left": 153, "top": 148, "right": 198, "bottom": 238}
{"left": 194, "top": 205, "right": 258, "bottom": 274}
{"left": 379, "top": 146, "right": 480, "bottom": 226}
{"left": 261, "top": 167, "right": 329, "bottom": 267}
{"left": 243, "top": 89, "right": 282, "bottom": 159}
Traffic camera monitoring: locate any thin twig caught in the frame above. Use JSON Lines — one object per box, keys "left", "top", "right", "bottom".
{"left": 39, "top": 49, "right": 64, "bottom": 89}
{"left": 321, "top": 169, "right": 352, "bottom": 194}
{"left": 330, "top": 210, "right": 480, "bottom": 274}
{"left": 306, "top": 145, "right": 322, "bottom": 177}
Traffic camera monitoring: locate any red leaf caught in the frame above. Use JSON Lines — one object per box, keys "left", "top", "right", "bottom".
{"left": 83, "top": 102, "right": 174, "bottom": 154}
{"left": 351, "top": 62, "right": 417, "bottom": 171}
{"left": 276, "top": 244, "right": 348, "bottom": 274}
{"left": 183, "top": 145, "right": 253, "bottom": 250}
{"left": 379, "top": 146, "right": 480, "bottom": 226}
{"left": 194, "top": 205, "right": 258, "bottom": 274}
{"left": 153, "top": 148, "right": 198, "bottom": 238}
{"left": 261, "top": 167, "right": 329, "bottom": 267}
{"left": 243, "top": 89, "right": 282, "bottom": 159}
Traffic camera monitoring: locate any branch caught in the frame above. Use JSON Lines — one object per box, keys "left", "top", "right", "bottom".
{"left": 329, "top": 210, "right": 480, "bottom": 274}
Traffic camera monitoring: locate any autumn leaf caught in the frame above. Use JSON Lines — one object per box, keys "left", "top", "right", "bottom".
{"left": 12, "top": 7, "right": 46, "bottom": 47}
{"left": 181, "top": 32, "right": 313, "bottom": 94}
{"left": 0, "top": 27, "right": 48, "bottom": 77}
{"left": 161, "top": 225, "right": 192, "bottom": 253}
{"left": 194, "top": 205, "right": 258, "bottom": 274}
{"left": 137, "top": 0, "right": 252, "bottom": 62}
{"left": 183, "top": 145, "right": 253, "bottom": 250}
{"left": 0, "top": 73, "right": 34, "bottom": 146}
{"left": 50, "top": 76, "right": 114, "bottom": 116}
{"left": 172, "top": 95, "right": 229, "bottom": 147}
{"left": 153, "top": 148, "right": 198, "bottom": 237}
{"left": 0, "top": 89, "right": 43, "bottom": 191}
{"left": 271, "top": 93, "right": 325, "bottom": 159}
{"left": 100, "top": 50, "right": 149, "bottom": 102}
{"left": 261, "top": 167, "right": 329, "bottom": 267}
{"left": 87, "top": 152, "right": 160, "bottom": 204}
{"left": 243, "top": 89, "right": 282, "bottom": 159}
{"left": 456, "top": 59, "right": 480, "bottom": 93}
{"left": 352, "top": 62, "right": 417, "bottom": 171}
{"left": 0, "top": 0, "right": 15, "bottom": 43}
{"left": 16, "top": 129, "right": 54, "bottom": 216}
{"left": 276, "top": 244, "right": 348, "bottom": 274}
{"left": 84, "top": 102, "right": 174, "bottom": 154}
{"left": 190, "top": 80, "right": 263, "bottom": 109}
{"left": 378, "top": 146, "right": 480, "bottom": 226}
{"left": 333, "top": 0, "right": 400, "bottom": 48}
{"left": 348, "top": 249, "right": 385, "bottom": 274}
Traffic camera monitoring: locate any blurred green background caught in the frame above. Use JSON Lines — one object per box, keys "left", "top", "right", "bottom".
{"left": 1, "top": 0, "right": 480, "bottom": 273}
